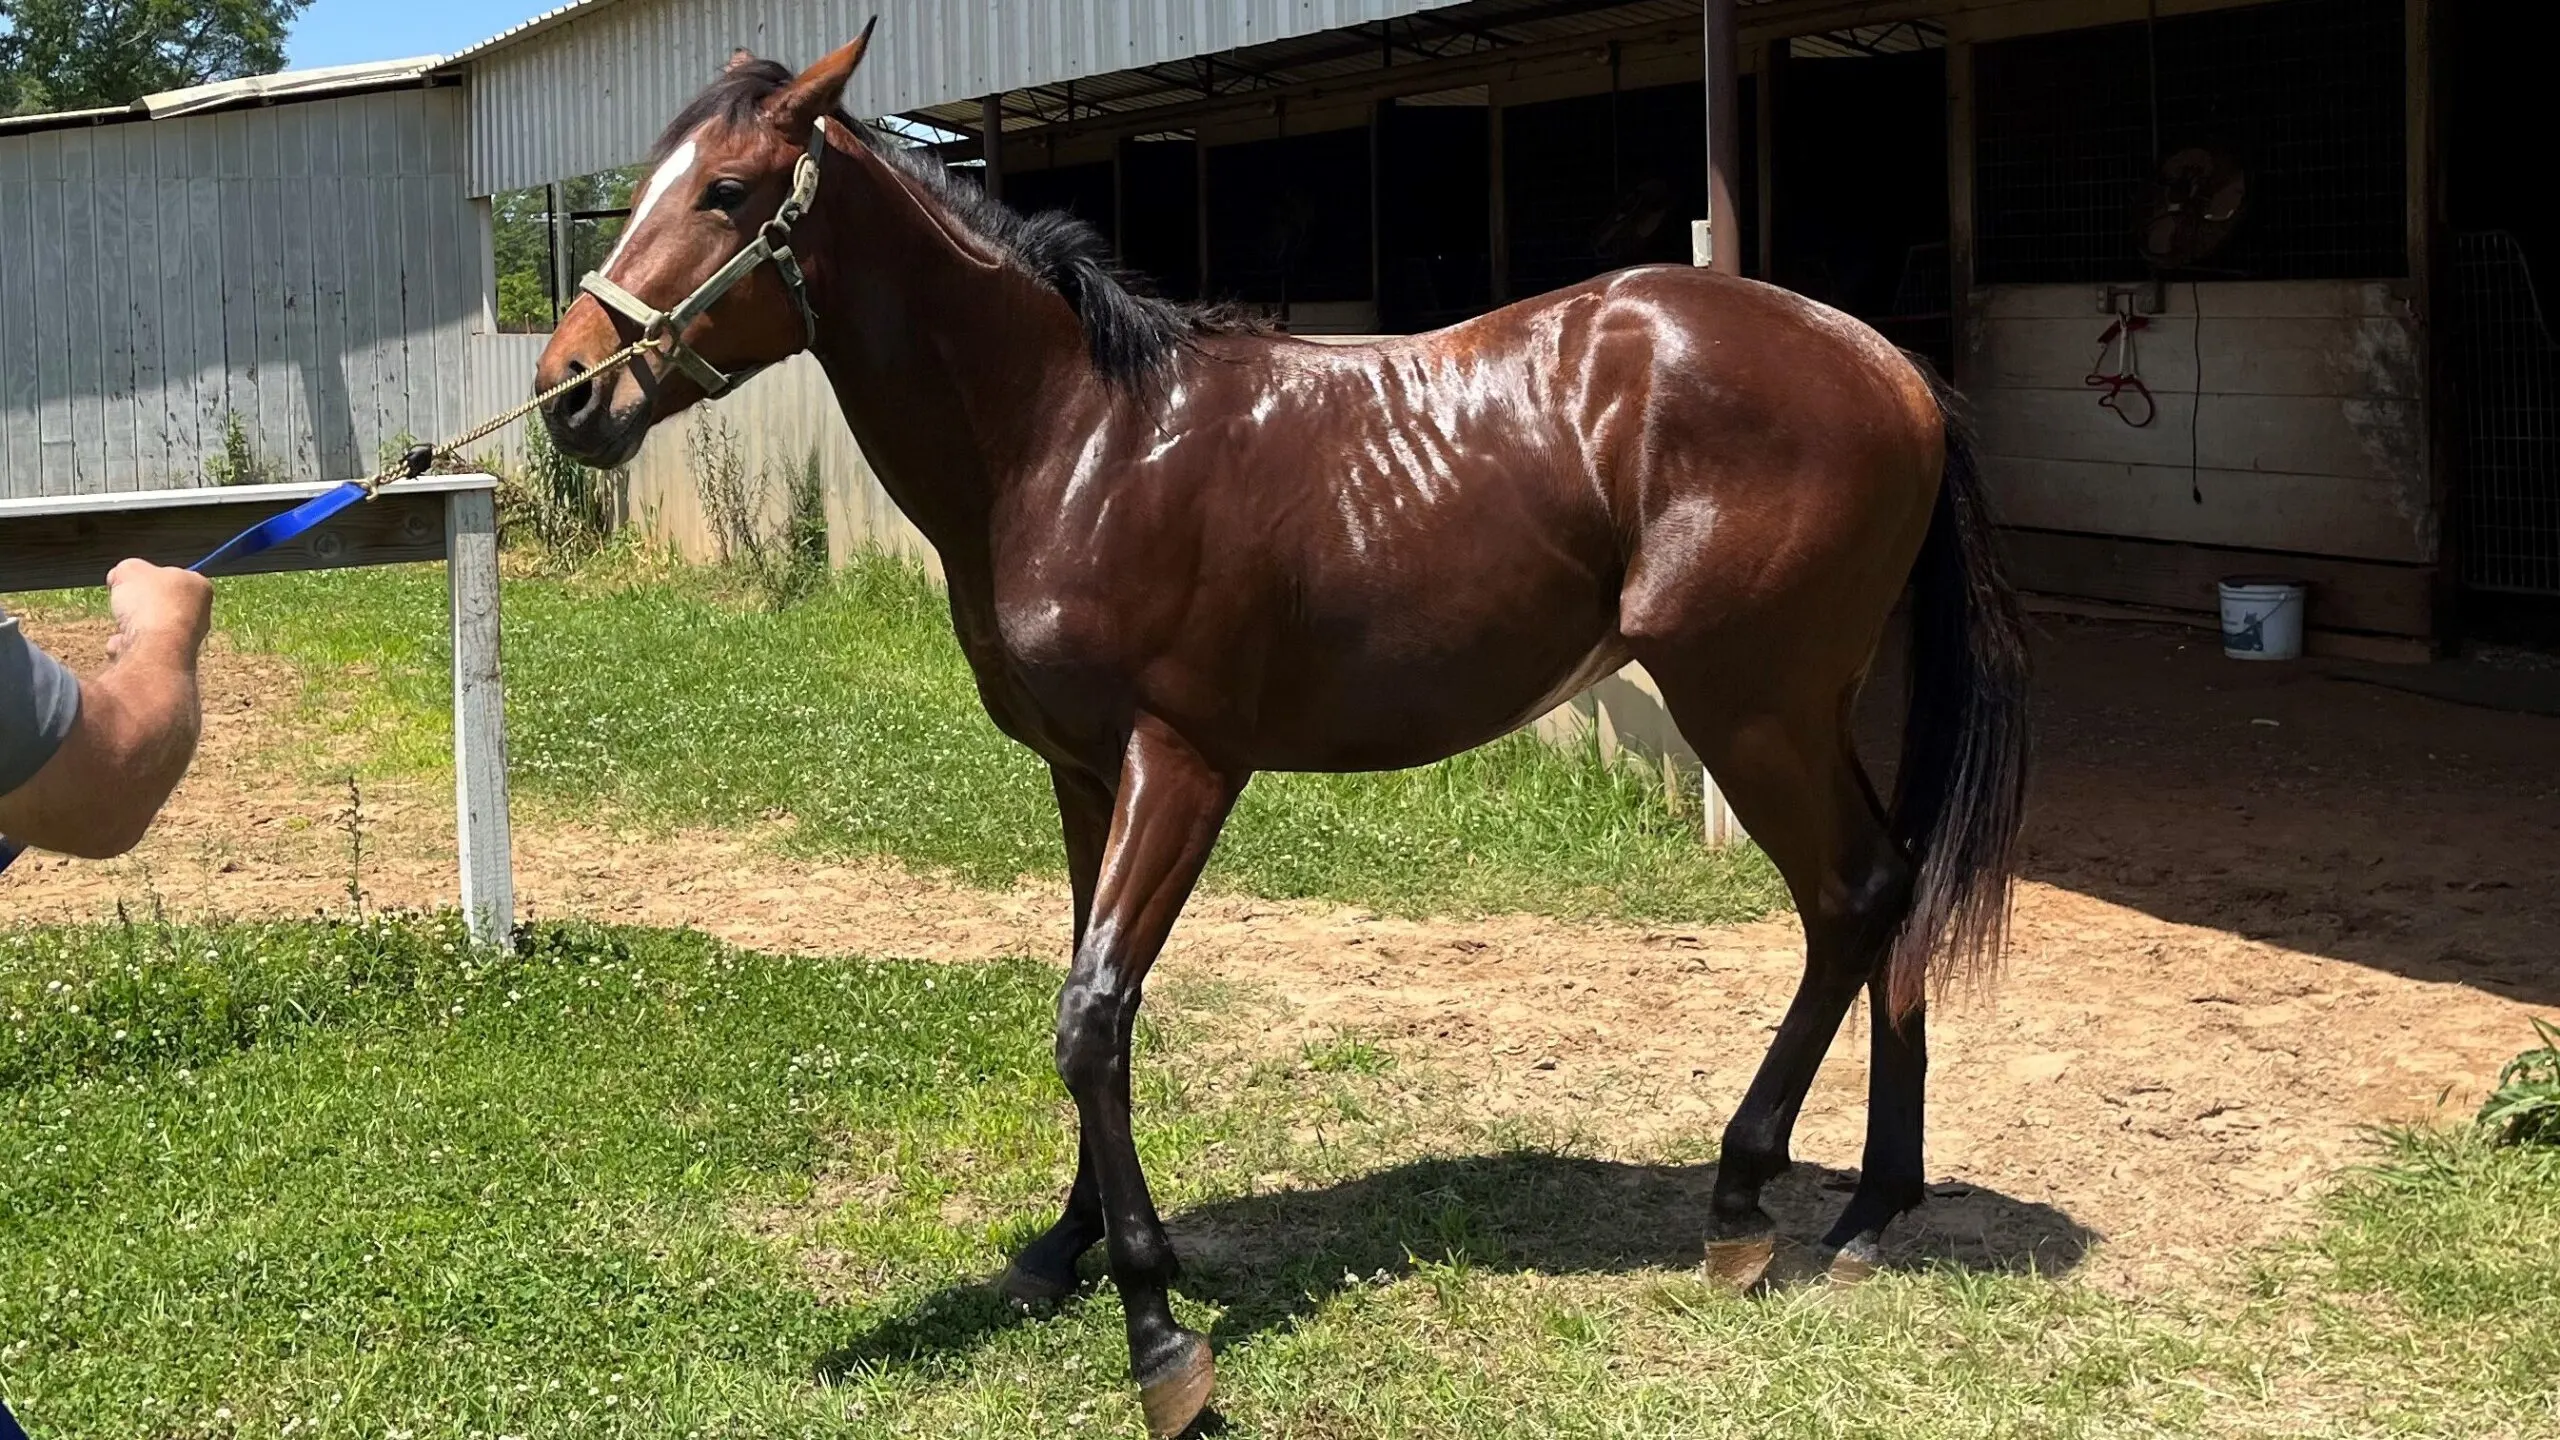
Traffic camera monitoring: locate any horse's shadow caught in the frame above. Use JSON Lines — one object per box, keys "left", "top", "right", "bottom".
{"left": 813, "top": 1150, "right": 2095, "bottom": 1380}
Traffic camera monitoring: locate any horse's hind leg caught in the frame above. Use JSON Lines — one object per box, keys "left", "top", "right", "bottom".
{"left": 1643, "top": 673, "right": 1912, "bottom": 1288}
{"left": 1823, "top": 974, "right": 1926, "bottom": 1280}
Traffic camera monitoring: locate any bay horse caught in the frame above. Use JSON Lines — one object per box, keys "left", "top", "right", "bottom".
{"left": 538, "top": 28, "right": 2028, "bottom": 1437}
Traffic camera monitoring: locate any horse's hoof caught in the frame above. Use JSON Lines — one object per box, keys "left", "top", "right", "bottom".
{"left": 1137, "top": 1333, "right": 1216, "bottom": 1439}
{"left": 997, "top": 1259, "right": 1076, "bottom": 1309}
{"left": 1704, "top": 1231, "right": 1778, "bottom": 1292}
{"left": 1825, "top": 1237, "right": 1883, "bottom": 1286}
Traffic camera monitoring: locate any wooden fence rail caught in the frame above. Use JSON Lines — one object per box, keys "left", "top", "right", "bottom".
{"left": 0, "top": 475, "right": 516, "bottom": 942}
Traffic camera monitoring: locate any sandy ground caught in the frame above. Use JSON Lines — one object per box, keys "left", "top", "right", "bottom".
{"left": 6, "top": 613, "right": 2555, "bottom": 1291}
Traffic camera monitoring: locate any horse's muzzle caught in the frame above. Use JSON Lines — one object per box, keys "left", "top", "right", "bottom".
{"left": 539, "top": 357, "right": 647, "bottom": 469}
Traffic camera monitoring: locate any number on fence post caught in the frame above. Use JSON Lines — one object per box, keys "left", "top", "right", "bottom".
{"left": 446, "top": 488, "right": 517, "bottom": 946}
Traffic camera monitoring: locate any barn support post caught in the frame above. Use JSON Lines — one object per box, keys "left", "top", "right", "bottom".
{"left": 2410, "top": 0, "right": 2452, "bottom": 649}
{"left": 446, "top": 486, "right": 516, "bottom": 947}
{"left": 1111, "top": 136, "right": 1128, "bottom": 263}
{"left": 1757, "top": 38, "right": 1782, "bottom": 279}
{"left": 1945, "top": 35, "right": 1977, "bottom": 388}
{"left": 1667, "top": 0, "right": 1745, "bottom": 842}
{"left": 545, "top": 182, "right": 568, "bottom": 324}
{"left": 1488, "top": 96, "right": 1509, "bottom": 303}
{"left": 1370, "top": 100, "right": 1387, "bottom": 323}
{"left": 1195, "top": 136, "right": 1212, "bottom": 300}
{"left": 980, "top": 95, "right": 1005, "bottom": 201}
{"left": 471, "top": 197, "right": 497, "bottom": 334}
{"left": 1697, "top": 0, "right": 1743, "bottom": 275}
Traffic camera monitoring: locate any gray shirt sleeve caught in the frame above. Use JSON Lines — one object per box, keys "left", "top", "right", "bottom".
{"left": 0, "top": 608, "right": 81, "bottom": 796}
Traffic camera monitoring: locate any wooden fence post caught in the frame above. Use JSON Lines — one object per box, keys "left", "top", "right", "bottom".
{"left": 446, "top": 487, "right": 516, "bottom": 945}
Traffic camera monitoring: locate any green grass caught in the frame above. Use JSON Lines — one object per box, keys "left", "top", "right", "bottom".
{"left": 6, "top": 917, "right": 2557, "bottom": 1439}
{"left": 113, "top": 556, "right": 1786, "bottom": 924}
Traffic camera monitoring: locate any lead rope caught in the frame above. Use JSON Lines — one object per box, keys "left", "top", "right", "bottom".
{"left": 0, "top": 335, "right": 663, "bottom": 878}
{"left": 369, "top": 335, "right": 661, "bottom": 492}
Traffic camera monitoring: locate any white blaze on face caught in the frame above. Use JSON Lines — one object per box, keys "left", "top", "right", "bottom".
{"left": 602, "top": 135, "right": 701, "bottom": 277}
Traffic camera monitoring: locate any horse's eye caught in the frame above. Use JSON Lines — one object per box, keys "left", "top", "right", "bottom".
{"left": 702, "top": 178, "right": 750, "bottom": 213}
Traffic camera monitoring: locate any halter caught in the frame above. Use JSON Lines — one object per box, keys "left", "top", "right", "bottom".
{"left": 579, "top": 120, "right": 830, "bottom": 398}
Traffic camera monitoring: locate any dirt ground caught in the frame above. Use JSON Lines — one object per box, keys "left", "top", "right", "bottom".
{"left": 6, "top": 613, "right": 2555, "bottom": 1292}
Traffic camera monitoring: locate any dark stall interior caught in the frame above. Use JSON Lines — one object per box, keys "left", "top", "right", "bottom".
{"left": 2446, "top": 0, "right": 2560, "bottom": 636}
{"left": 1504, "top": 78, "right": 1757, "bottom": 298}
{"left": 1118, "top": 136, "right": 1201, "bottom": 302}
{"left": 1769, "top": 42, "right": 1947, "bottom": 373}
{"left": 1379, "top": 99, "right": 1492, "bottom": 333}
{"left": 1206, "top": 126, "right": 1376, "bottom": 315}
{"left": 1004, "top": 159, "right": 1116, "bottom": 247}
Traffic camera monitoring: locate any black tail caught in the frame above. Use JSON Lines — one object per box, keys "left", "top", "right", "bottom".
{"left": 1886, "top": 368, "right": 2032, "bottom": 1021}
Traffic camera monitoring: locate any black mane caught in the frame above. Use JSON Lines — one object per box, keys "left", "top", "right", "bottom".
{"left": 658, "top": 60, "right": 1244, "bottom": 386}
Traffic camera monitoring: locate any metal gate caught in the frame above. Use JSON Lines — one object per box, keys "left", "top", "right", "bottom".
{"left": 2451, "top": 230, "right": 2560, "bottom": 596}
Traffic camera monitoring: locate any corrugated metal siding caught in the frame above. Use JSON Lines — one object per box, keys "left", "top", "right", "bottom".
{"left": 0, "top": 88, "right": 476, "bottom": 498}
{"left": 464, "top": 0, "right": 1476, "bottom": 195}
{"left": 464, "top": 333, "right": 555, "bottom": 469}
{"left": 466, "top": 331, "right": 938, "bottom": 572}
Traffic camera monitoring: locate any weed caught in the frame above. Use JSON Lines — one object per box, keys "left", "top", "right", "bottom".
{"left": 338, "top": 775, "right": 369, "bottom": 917}
{"left": 691, "top": 410, "right": 753, "bottom": 563}
{"left": 1302, "top": 1031, "right": 1395, "bottom": 1076}
{"left": 2477, "top": 1017, "right": 2560, "bottom": 1147}
{"left": 691, "top": 413, "right": 829, "bottom": 611}
{"left": 491, "top": 420, "right": 618, "bottom": 571}
{"left": 204, "top": 411, "right": 280, "bottom": 487}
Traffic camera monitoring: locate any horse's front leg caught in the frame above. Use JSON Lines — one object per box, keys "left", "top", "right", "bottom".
{"left": 1053, "top": 719, "right": 1241, "bottom": 1438}
{"left": 1002, "top": 766, "right": 1116, "bottom": 1306}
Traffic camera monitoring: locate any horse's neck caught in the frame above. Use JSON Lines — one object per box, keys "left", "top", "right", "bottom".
{"left": 805, "top": 145, "right": 1102, "bottom": 580}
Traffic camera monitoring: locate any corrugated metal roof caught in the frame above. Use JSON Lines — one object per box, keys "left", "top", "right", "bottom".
{"left": 905, "top": 0, "right": 1719, "bottom": 136}
{"left": 446, "top": 0, "right": 1834, "bottom": 195}
{"left": 441, "top": 0, "right": 631, "bottom": 68}
{"left": 0, "top": 55, "right": 445, "bottom": 135}
{"left": 141, "top": 55, "right": 446, "bottom": 116}
{"left": 0, "top": 104, "right": 129, "bottom": 136}
{"left": 457, "top": 0, "right": 1490, "bottom": 195}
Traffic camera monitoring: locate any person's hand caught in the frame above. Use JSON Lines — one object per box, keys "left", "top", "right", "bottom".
{"left": 105, "top": 560, "right": 213, "bottom": 664}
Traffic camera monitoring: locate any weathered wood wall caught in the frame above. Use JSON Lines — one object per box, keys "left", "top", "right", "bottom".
{"left": 0, "top": 88, "right": 477, "bottom": 497}
{"left": 1967, "top": 280, "right": 2435, "bottom": 642}
{"left": 1971, "top": 281, "right": 2428, "bottom": 558}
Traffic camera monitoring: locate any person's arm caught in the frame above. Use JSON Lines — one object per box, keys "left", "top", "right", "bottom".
{"left": 0, "top": 561, "right": 212, "bottom": 859}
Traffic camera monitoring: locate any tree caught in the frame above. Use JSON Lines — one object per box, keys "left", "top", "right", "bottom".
{"left": 0, "top": 0, "right": 312, "bottom": 116}
{"left": 493, "top": 168, "right": 642, "bottom": 333}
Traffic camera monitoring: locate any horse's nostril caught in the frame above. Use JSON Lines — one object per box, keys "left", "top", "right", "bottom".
{"left": 550, "top": 360, "right": 597, "bottom": 424}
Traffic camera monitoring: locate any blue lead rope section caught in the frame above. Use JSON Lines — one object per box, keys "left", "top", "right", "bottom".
{"left": 186, "top": 480, "right": 370, "bottom": 575}
{"left": 0, "top": 479, "right": 373, "bottom": 877}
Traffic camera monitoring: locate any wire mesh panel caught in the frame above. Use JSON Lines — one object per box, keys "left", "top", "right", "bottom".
{"left": 1975, "top": 0, "right": 2405, "bottom": 284}
{"left": 2452, "top": 231, "right": 2560, "bottom": 596}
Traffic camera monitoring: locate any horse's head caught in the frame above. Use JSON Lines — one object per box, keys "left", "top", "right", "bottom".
{"left": 537, "top": 25, "right": 875, "bottom": 468}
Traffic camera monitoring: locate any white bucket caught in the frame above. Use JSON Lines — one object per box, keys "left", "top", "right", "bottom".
{"left": 2218, "top": 577, "right": 2307, "bottom": 661}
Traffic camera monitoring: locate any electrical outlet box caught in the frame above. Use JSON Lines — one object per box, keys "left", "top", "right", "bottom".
{"left": 2098, "top": 281, "right": 2167, "bottom": 316}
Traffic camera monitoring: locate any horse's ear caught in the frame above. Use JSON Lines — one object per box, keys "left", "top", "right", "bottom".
{"left": 767, "top": 18, "right": 877, "bottom": 140}
{"left": 725, "top": 48, "right": 758, "bottom": 73}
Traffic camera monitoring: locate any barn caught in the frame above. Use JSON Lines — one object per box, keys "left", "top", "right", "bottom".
{"left": 0, "top": 0, "right": 2539, "bottom": 656}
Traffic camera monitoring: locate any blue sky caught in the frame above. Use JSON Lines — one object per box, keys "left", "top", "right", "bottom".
{"left": 287, "top": 0, "right": 555, "bottom": 69}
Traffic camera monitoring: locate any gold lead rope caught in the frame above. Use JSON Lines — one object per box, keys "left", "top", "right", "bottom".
{"left": 364, "top": 336, "right": 661, "bottom": 495}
